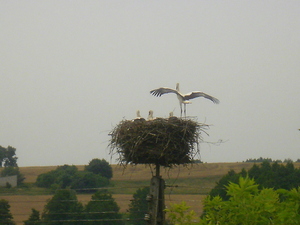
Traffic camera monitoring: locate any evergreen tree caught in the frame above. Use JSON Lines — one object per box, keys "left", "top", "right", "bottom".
{"left": 42, "top": 189, "right": 83, "bottom": 225}
{"left": 128, "top": 187, "right": 150, "bottom": 225}
{"left": 210, "top": 161, "right": 300, "bottom": 200}
{"left": 84, "top": 189, "right": 124, "bottom": 225}
{"left": 24, "top": 208, "right": 40, "bottom": 225}
{"left": 208, "top": 169, "right": 240, "bottom": 200}
{"left": 0, "top": 199, "right": 15, "bottom": 225}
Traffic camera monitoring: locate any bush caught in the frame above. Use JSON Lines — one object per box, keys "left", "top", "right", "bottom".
{"left": 166, "top": 177, "right": 300, "bottom": 224}
{"left": 85, "top": 159, "right": 113, "bottom": 179}
{"left": 5, "top": 182, "right": 12, "bottom": 189}
{"left": 165, "top": 201, "right": 198, "bottom": 225}
{"left": 36, "top": 164, "right": 78, "bottom": 188}
{"left": 36, "top": 164, "right": 110, "bottom": 191}
{"left": 70, "top": 171, "right": 109, "bottom": 193}
{"left": 201, "top": 177, "right": 300, "bottom": 225}
{"left": 36, "top": 172, "right": 57, "bottom": 188}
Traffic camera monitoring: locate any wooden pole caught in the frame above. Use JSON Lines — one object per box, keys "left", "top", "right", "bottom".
{"left": 156, "top": 163, "right": 160, "bottom": 177}
{"left": 148, "top": 163, "right": 165, "bottom": 225}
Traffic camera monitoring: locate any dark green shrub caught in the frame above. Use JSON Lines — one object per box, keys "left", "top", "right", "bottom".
{"left": 70, "top": 171, "right": 109, "bottom": 193}
{"left": 85, "top": 159, "right": 113, "bottom": 179}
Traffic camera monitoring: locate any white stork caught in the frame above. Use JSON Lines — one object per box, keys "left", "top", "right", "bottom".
{"left": 147, "top": 110, "right": 154, "bottom": 120}
{"left": 150, "top": 83, "right": 219, "bottom": 117}
{"left": 136, "top": 110, "right": 142, "bottom": 118}
{"left": 134, "top": 110, "right": 145, "bottom": 122}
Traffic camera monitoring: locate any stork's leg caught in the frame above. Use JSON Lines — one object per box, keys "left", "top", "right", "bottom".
{"left": 180, "top": 104, "right": 183, "bottom": 118}
{"left": 184, "top": 104, "right": 187, "bottom": 118}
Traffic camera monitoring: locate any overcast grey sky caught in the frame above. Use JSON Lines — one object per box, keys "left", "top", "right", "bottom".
{"left": 1, "top": 1, "right": 300, "bottom": 167}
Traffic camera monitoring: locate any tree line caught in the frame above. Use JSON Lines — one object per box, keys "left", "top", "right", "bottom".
{"left": 244, "top": 157, "right": 300, "bottom": 163}
{"left": 35, "top": 159, "right": 112, "bottom": 192}
{"left": 26, "top": 189, "right": 124, "bottom": 225}
{"left": 0, "top": 186, "right": 149, "bottom": 225}
{"left": 209, "top": 160, "right": 300, "bottom": 200}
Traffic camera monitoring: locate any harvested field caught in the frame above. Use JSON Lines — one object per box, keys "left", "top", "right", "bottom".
{"left": 111, "top": 162, "right": 257, "bottom": 180}
{"left": 15, "top": 162, "right": 257, "bottom": 183}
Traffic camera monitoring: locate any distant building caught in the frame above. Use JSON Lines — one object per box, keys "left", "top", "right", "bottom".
{"left": 0, "top": 175, "right": 17, "bottom": 187}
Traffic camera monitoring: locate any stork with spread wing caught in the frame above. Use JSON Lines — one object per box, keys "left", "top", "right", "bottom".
{"left": 150, "top": 83, "right": 219, "bottom": 117}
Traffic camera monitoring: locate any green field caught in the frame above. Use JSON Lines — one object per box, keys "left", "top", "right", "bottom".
{"left": 109, "top": 175, "right": 221, "bottom": 195}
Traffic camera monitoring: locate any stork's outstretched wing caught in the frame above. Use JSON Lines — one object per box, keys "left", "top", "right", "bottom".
{"left": 150, "top": 83, "right": 220, "bottom": 117}
{"left": 150, "top": 87, "right": 179, "bottom": 97}
{"left": 184, "top": 91, "right": 220, "bottom": 104}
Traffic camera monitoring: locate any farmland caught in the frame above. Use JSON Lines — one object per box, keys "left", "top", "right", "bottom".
{"left": 1, "top": 162, "right": 297, "bottom": 224}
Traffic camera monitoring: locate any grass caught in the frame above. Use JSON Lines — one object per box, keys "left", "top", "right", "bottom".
{"left": 109, "top": 176, "right": 222, "bottom": 195}
{"left": 109, "top": 180, "right": 150, "bottom": 194}
{"left": 111, "top": 162, "right": 258, "bottom": 181}
{"left": 0, "top": 186, "right": 52, "bottom": 196}
{"left": 164, "top": 176, "right": 223, "bottom": 195}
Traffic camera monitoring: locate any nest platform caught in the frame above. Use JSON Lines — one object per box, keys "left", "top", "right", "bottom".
{"left": 109, "top": 117, "right": 208, "bottom": 167}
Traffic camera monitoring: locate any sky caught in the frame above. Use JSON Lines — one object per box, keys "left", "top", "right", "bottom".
{"left": 1, "top": 1, "right": 300, "bottom": 167}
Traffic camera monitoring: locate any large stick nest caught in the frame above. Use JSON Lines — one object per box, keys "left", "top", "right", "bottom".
{"left": 109, "top": 117, "right": 208, "bottom": 167}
